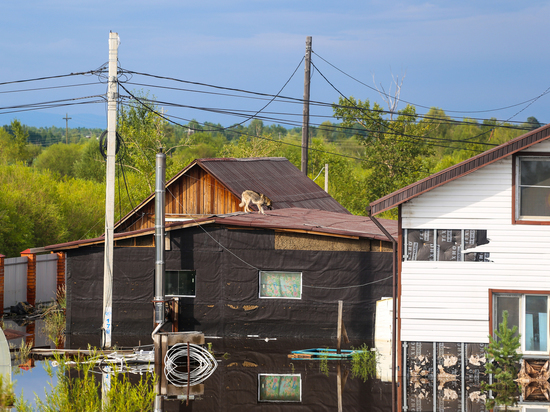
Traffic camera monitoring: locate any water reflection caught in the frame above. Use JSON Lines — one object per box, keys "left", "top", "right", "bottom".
{"left": 15, "top": 326, "right": 393, "bottom": 411}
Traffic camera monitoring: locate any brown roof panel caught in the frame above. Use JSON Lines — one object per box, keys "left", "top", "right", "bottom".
{"left": 46, "top": 208, "right": 396, "bottom": 251}
{"left": 369, "top": 122, "right": 550, "bottom": 215}
{"left": 211, "top": 208, "right": 397, "bottom": 241}
{"left": 197, "top": 157, "right": 350, "bottom": 213}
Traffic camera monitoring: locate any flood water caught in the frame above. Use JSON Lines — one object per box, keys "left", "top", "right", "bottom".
{"left": 9, "top": 322, "right": 392, "bottom": 412}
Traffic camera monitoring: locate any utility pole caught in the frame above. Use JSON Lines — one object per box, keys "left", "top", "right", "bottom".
{"left": 102, "top": 32, "right": 119, "bottom": 349}
{"left": 63, "top": 113, "right": 71, "bottom": 144}
{"left": 301, "top": 36, "right": 312, "bottom": 175}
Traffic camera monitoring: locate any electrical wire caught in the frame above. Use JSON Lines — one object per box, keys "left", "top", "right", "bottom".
{"left": 311, "top": 50, "right": 550, "bottom": 116}
{"left": 164, "top": 343, "right": 218, "bottom": 387}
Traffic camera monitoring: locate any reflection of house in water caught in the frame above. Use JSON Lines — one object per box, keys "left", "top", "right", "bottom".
{"left": 43, "top": 157, "right": 396, "bottom": 347}
{"left": 370, "top": 123, "right": 550, "bottom": 410}
{"left": 157, "top": 338, "right": 392, "bottom": 412}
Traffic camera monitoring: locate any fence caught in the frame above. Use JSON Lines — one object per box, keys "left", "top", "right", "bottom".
{"left": 0, "top": 251, "right": 65, "bottom": 313}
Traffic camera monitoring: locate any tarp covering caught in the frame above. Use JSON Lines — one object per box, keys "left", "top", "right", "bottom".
{"left": 66, "top": 226, "right": 393, "bottom": 343}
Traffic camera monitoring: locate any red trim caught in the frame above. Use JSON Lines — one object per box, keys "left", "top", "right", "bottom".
{"left": 512, "top": 153, "right": 550, "bottom": 225}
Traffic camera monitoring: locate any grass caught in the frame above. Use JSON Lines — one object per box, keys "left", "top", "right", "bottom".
{"left": 350, "top": 344, "right": 377, "bottom": 383}
{"left": 15, "top": 352, "right": 157, "bottom": 412}
{"left": 319, "top": 348, "right": 330, "bottom": 377}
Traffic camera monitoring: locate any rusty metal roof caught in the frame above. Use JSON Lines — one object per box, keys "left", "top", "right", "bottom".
{"left": 45, "top": 208, "right": 396, "bottom": 251}
{"left": 210, "top": 208, "right": 397, "bottom": 241}
{"left": 114, "top": 157, "right": 350, "bottom": 231}
{"left": 369, "top": 122, "right": 550, "bottom": 215}
{"left": 195, "top": 157, "right": 350, "bottom": 213}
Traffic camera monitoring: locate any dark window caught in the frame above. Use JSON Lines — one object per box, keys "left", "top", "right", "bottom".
{"left": 165, "top": 270, "right": 196, "bottom": 297}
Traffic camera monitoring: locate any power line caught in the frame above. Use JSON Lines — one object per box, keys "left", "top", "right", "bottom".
{"left": 311, "top": 50, "right": 550, "bottom": 117}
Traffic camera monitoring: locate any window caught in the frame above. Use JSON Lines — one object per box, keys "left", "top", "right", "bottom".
{"left": 516, "top": 156, "right": 550, "bottom": 222}
{"left": 258, "top": 374, "right": 301, "bottom": 402}
{"left": 259, "top": 271, "right": 302, "bottom": 299}
{"left": 165, "top": 270, "right": 195, "bottom": 297}
{"left": 493, "top": 292, "right": 549, "bottom": 355}
{"left": 403, "top": 229, "right": 490, "bottom": 262}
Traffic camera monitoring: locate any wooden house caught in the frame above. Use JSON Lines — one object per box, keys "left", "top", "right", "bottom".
{"left": 369, "top": 123, "right": 550, "bottom": 408}
{"left": 47, "top": 208, "right": 396, "bottom": 348}
{"left": 115, "top": 157, "right": 349, "bottom": 233}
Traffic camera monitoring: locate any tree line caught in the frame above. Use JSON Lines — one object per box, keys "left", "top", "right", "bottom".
{"left": 0, "top": 96, "right": 541, "bottom": 257}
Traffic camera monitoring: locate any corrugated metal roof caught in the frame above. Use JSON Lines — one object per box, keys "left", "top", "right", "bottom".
{"left": 45, "top": 208, "right": 396, "bottom": 251}
{"left": 196, "top": 157, "right": 350, "bottom": 213}
{"left": 369, "top": 122, "right": 550, "bottom": 215}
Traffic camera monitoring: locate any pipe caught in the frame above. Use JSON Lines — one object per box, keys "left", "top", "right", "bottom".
{"left": 154, "top": 151, "right": 166, "bottom": 326}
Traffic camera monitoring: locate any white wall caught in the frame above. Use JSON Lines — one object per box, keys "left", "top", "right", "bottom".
{"left": 400, "top": 140, "right": 550, "bottom": 343}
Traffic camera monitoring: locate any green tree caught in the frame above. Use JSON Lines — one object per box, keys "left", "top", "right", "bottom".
{"left": 74, "top": 138, "right": 106, "bottom": 183}
{"left": 333, "top": 97, "right": 435, "bottom": 214}
{"left": 481, "top": 310, "right": 521, "bottom": 410}
{"left": 117, "top": 93, "right": 170, "bottom": 193}
{"left": 34, "top": 143, "right": 84, "bottom": 179}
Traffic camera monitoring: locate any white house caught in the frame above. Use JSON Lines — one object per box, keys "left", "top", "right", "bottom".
{"left": 370, "top": 123, "right": 550, "bottom": 409}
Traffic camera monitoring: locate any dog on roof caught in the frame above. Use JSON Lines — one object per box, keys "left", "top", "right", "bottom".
{"left": 239, "top": 190, "right": 273, "bottom": 214}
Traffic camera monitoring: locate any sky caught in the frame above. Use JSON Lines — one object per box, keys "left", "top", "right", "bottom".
{"left": 1, "top": 1, "right": 549, "bottom": 130}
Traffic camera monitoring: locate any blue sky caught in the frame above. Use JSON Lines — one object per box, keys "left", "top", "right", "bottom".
{"left": 1, "top": 1, "right": 548, "bottom": 130}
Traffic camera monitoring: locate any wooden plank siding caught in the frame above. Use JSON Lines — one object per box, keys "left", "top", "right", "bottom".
{"left": 119, "top": 166, "right": 242, "bottom": 232}
{"left": 400, "top": 140, "right": 550, "bottom": 343}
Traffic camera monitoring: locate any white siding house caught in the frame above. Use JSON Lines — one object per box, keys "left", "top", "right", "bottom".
{"left": 370, "top": 123, "right": 550, "bottom": 408}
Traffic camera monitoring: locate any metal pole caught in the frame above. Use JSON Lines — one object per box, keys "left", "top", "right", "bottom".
{"left": 154, "top": 151, "right": 166, "bottom": 326}
{"left": 325, "top": 163, "right": 329, "bottom": 193}
{"left": 301, "top": 36, "right": 312, "bottom": 175}
{"left": 102, "top": 32, "right": 119, "bottom": 349}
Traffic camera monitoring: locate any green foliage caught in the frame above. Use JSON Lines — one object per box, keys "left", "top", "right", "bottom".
{"left": 219, "top": 133, "right": 282, "bottom": 158}
{"left": 34, "top": 143, "right": 84, "bottom": 179}
{"left": 333, "top": 97, "right": 435, "bottom": 214}
{"left": 481, "top": 310, "right": 521, "bottom": 410}
{"left": 118, "top": 93, "right": 171, "bottom": 193}
{"left": 319, "top": 349, "right": 330, "bottom": 377}
{"left": 350, "top": 344, "right": 377, "bottom": 383}
{"left": 0, "top": 373, "right": 15, "bottom": 409}
{"left": 16, "top": 353, "right": 157, "bottom": 412}
{"left": 0, "top": 164, "right": 104, "bottom": 256}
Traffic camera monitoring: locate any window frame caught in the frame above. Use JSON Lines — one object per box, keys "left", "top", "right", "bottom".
{"left": 165, "top": 269, "right": 196, "bottom": 298}
{"left": 513, "top": 153, "right": 550, "bottom": 225}
{"left": 402, "top": 228, "right": 490, "bottom": 262}
{"left": 257, "top": 373, "right": 302, "bottom": 402}
{"left": 258, "top": 271, "right": 302, "bottom": 299}
{"left": 490, "top": 289, "right": 550, "bottom": 356}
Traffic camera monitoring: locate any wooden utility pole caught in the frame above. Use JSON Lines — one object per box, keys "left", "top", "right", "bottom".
{"left": 301, "top": 36, "right": 312, "bottom": 175}
{"left": 102, "top": 32, "right": 119, "bottom": 349}
{"left": 63, "top": 113, "right": 71, "bottom": 144}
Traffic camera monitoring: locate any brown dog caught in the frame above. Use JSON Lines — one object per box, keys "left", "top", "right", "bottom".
{"left": 239, "top": 190, "right": 273, "bottom": 214}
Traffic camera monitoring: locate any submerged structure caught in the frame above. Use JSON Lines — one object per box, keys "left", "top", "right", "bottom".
{"left": 43, "top": 157, "right": 396, "bottom": 348}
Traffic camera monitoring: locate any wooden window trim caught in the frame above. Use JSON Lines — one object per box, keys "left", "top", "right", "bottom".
{"left": 512, "top": 153, "right": 550, "bottom": 225}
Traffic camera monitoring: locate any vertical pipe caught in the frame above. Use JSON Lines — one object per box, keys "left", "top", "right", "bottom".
{"left": 154, "top": 151, "right": 166, "bottom": 325}
{"left": 325, "top": 163, "right": 329, "bottom": 193}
